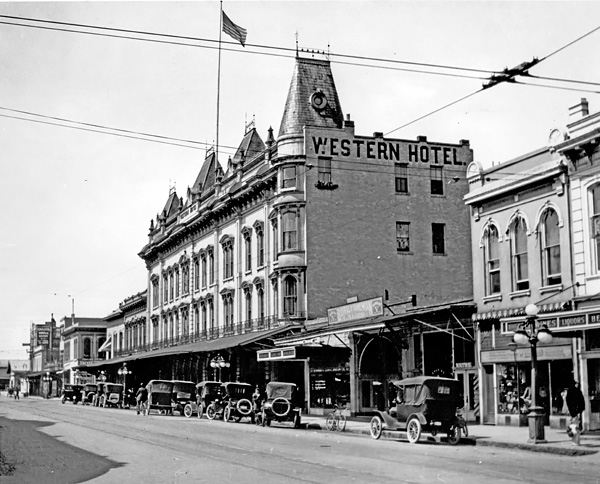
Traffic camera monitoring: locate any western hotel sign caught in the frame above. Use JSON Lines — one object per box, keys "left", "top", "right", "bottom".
{"left": 307, "top": 129, "right": 471, "bottom": 165}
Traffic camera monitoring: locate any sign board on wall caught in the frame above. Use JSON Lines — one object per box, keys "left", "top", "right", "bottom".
{"left": 36, "top": 329, "right": 50, "bottom": 347}
{"left": 327, "top": 297, "right": 384, "bottom": 325}
{"left": 481, "top": 345, "right": 572, "bottom": 364}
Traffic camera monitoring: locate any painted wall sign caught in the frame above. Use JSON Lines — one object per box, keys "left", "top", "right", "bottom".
{"left": 327, "top": 297, "right": 384, "bottom": 325}
{"left": 305, "top": 128, "right": 472, "bottom": 166}
{"left": 37, "top": 329, "right": 50, "bottom": 347}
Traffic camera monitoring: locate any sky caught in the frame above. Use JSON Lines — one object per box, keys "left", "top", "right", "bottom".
{"left": 1, "top": 0, "right": 599, "bottom": 360}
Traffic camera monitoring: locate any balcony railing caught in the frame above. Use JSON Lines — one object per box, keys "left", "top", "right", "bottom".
{"left": 111, "top": 315, "right": 295, "bottom": 359}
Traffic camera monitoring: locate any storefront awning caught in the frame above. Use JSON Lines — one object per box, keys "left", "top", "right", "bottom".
{"left": 82, "top": 326, "right": 294, "bottom": 369}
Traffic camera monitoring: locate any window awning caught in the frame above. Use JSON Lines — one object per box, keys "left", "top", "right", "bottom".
{"left": 98, "top": 337, "right": 112, "bottom": 353}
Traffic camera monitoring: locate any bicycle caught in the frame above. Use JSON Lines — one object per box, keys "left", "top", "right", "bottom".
{"left": 325, "top": 404, "right": 346, "bottom": 432}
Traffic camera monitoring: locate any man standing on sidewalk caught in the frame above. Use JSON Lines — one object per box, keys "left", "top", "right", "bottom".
{"left": 566, "top": 380, "right": 585, "bottom": 445}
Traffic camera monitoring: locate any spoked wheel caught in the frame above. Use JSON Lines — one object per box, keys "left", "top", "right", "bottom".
{"left": 197, "top": 404, "right": 204, "bottom": 419}
{"left": 325, "top": 414, "right": 336, "bottom": 431}
{"left": 406, "top": 417, "right": 422, "bottom": 444}
{"left": 336, "top": 414, "right": 346, "bottom": 432}
{"left": 462, "top": 422, "right": 469, "bottom": 438}
{"left": 447, "top": 425, "right": 461, "bottom": 445}
{"left": 206, "top": 404, "right": 217, "bottom": 420}
{"left": 183, "top": 403, "right": 193, "bottom": 418}
{"left": 224, "top": 405, "right": 232, "bottom": 422}
{"left": 370, "top": 416, "right": 383, "bottom": 440}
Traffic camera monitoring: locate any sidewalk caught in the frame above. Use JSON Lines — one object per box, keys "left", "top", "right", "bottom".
{"left": 302, "top": 415, "right": 600, "bottom": 457}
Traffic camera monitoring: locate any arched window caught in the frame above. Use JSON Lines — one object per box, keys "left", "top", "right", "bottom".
{"left": 511, "top": 216, "right": 529, "bottom": 291}
{"left": 221, "top": 239, "right": 234, "bottom": 280}
{"left": 83, "top": 338, "right": 91, "bottom": 359}
{"left": 283, "top": 276, "right": 297, "bottom": 316}
{"left": 540, "top": 209, "right": 561, "bottom": 286}
{"left": 257, "top": 285, "right": 265, "bottom": 321}
{"left": 484, "top": 225, "right": 501, "bottom": 295}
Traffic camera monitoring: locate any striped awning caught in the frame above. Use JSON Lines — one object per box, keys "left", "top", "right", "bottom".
{"left": 473, "top": 301, "right": 565, "bottom": 322}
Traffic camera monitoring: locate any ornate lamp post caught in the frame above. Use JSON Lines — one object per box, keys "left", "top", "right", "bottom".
{"left": 210, "top": 354, "right": 230, "bottom": 382}
{"left": 118, "top": 363, "right": 132, "bottom": 407}
{"left": 512, "top": 303, "right": 553, "bottom": 443}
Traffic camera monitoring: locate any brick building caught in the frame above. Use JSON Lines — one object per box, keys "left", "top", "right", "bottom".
{"left": 82, "top": 53, "right": 476, "bottom": 415}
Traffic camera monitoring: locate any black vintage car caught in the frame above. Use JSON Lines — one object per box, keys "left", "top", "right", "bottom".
{"left": 221, "top": 382, "right": 254, "bottom": 423}
{"left": 82, "top": 383, "right": 97, "bottom": 405}
{"left": 256, "top": 382, "right": 302, "bottom": 428}
{"left": 146, "top": 380, "right": 175, "bottom": 415}
{"left": 195, "top": 381, "right": 222, "bottom": 419}
{"left": 171, "top": 380, "right": 197, "bottom": 417}
{"left": 369, "top": 376, "right": 464, "bottom": 445}
{"left": 61, "top": 384, "right": 84, "bottom": 404}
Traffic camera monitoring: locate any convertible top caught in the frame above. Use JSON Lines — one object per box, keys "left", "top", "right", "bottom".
{"left": 266, "top": 381, "right": 296, "bottom": 400}
{"left": 147, "top": 380, "right": 174, "bottom": 392}
{"left": 392, "top": 376, "right": 462, "bottom": 406}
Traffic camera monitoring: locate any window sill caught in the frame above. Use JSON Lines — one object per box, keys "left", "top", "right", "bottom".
{"left": 223, "top": 277, "right": 234, "bottom": 283}
{"left": 395, "top": 191, "right": 410, "bottom": 196}
{"left": 539, "top": 284, "right": 563, "bottom": 295}
{"left": 432, "top": 252, "right": 446, "bottom": 256}
{"left": 509, "top": 289, "right": 531, "bottom": 299}
{"left": 396, "top": 251, "right": 413, "bottom": 255}
{"left": 483, "top": 294, "right": 502, "bottom": 303}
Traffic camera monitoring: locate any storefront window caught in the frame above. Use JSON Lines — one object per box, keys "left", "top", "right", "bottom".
{"left": 497, "top": 360, "right": 572, "bottom": 417}
{"left": 309, "top": 371, "right": 349, "bottom": 409}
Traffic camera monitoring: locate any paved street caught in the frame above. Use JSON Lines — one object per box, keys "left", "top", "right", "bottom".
{"left": 1, "top": 397, "right": 600, "bottom": 484}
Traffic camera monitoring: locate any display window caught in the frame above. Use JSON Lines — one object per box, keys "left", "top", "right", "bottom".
{"left": 497, "top": 360, "right": 572, "bottom": 416}
{"left": 309, "top": 371, "right": 349, "bottom": 408}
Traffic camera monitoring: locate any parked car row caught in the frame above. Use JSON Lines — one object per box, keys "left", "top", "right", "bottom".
{"left": 61, "top": 379, "right": 303, "bottom": 430}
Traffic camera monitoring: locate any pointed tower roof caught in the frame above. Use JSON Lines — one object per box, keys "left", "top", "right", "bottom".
{"left": 232, "top": 128, "right": 266, "bottom": 165}
{"left": 278, "top": 56, "right": 344, "bottom": 139}
{"left": 191, "top": 150, "right": 217, "bottom": 196}
{"left": 161, "top": 188, "right": 180, "bottom": 220}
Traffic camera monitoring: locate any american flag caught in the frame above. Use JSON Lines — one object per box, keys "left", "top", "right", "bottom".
{"left": 222, "top": 10, "right": 247, "bottom": 47}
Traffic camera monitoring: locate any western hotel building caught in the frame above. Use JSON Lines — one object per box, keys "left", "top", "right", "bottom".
{"left": 90, "top": 53, "right": 477, "bottom": 416}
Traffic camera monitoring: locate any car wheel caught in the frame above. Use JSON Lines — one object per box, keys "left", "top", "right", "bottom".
{"left": 447, "top": 425, "right": 461, "bottom": 445}
{"left": 370, "top": 416, "right": 383, "bottom": 439}
{"left": 61, "top": 397, "right": 66, "bottom": 404}
{"left": 271, "top": 397, "right": 291, "bottom": 417}
{"left": 325, "top": 414, "right": 335, "bottom": 431}
{"left": 224, "top": 405, "right": 232, "bottom": 422}
{"left": 197, "top": 404, "right": 204, "bottom": 419}
{"left": 184, "top": 403, "right": 193, "bottom": 418}
{"left": 206, "top": 404, "right": 217, "bottom": 420}
{"left": 406, "top": 417, "right": 422, "bottom": 444}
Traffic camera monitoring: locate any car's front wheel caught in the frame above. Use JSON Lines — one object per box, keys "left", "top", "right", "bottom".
{"left": 184, "top": 403, "right": 193, "bottom": 418}
{"left": 224, "top": 405, "right": 232, "bottom": 422}
{"left": 370, "top": 416, "right": 383, "bottom": 439}
{"left": 197, "top": 404, "right": 204, "bottom": 419}
{"left": 447, "top": 425, "right": 461, "bottom": 445}
{"left": 206, "top": 403, "right": 217, "bottom": 420}
{"left": 406, "top": 417, "right": 422, "bottom": 444}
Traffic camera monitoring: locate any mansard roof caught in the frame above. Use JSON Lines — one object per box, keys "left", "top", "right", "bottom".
{"left": 278, "top": 56, "right": 344, "bottom": 139}
{"left": 232, "top": 128, "right": 266, "bottom": 166}
{"left": 191, "top": 150, "right": 218, "bottom": 196}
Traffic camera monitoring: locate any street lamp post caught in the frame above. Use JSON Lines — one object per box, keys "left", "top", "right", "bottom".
{"left": 512, "top": 303, "right": 553, "bottom": 444}
{"left": 118, "top": 363, "right": 132, "bottom": 408}
{"left": 210, "top": 354, "right": 230, "bottom": 382}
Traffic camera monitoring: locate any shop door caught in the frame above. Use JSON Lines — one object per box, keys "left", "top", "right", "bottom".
{"left": 455, "top": 368, "right": 479, "bottom": 423}
{"left": 587, "top": 359, "right": 600, "bottom": 431}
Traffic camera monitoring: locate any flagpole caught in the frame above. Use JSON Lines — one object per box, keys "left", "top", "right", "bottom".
{"left": 216, "top": 0, "right": 223, "bottom": 167}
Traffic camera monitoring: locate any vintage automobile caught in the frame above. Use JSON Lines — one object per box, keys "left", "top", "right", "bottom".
{"left": 369, "top": 376, "right": 464, "bottom": 445}
{"left": 255, "top": 382, "right": 302, "bottom": 428}
{"left": 172, "top": 380, "right": 197, "bottom": 417}
{"left": 195, "top": 381, "right": 222, "bottom": 419}
{"left": 146, "top": 380, "right": 175, "bottom": 415}
{"left": 61, "top": 384, "right": 84, "bottom": 404}
{"left": 101, "top": 383, "right": 124, "bottom": 408}
{"left": 221, "top": 382, "right": 254, "bottom": 423}
{"left": 82, "top": 383, "right": 97, "bottom": 405}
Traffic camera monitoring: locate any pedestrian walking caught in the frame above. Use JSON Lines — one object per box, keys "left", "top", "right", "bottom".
{"left": 136, "top": 383, "right": 148, "bottom": 416}
{"left": 14, "top": 387, "right": 19, "bottom": 400}
{"left": 566, "top": 380, "right": 585, "bottom": 445}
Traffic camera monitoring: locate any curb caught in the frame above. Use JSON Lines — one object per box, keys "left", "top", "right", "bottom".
{"left": 306, "top": 422, "right": 597, "bottom": 456}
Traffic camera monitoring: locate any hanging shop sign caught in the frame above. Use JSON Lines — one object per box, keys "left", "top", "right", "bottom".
{"left": 257, "top": 346, "right": 297, "bottom": 361}
{"left": 36, "top": 329, "right": 51, "bottom": 347}
{"left": 327, "top": 297, "right": 384, "bottom": 325}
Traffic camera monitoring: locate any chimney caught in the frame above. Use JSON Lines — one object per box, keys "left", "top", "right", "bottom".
{"left": 569, "top": 98, "right": 589, "bottom": 119}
